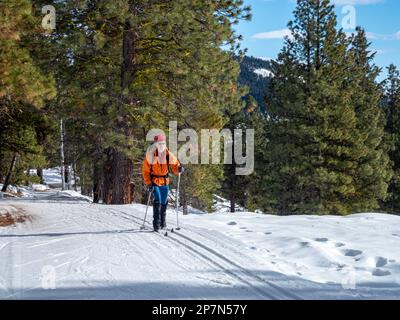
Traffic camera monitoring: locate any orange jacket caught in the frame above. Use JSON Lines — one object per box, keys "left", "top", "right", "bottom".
{"left": 142, "top": 147, "right": 180, "bottom": 186}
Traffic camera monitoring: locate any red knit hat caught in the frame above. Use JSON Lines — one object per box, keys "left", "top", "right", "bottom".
{"left": 154, "top": 134, "right": 166, "bottom": 142}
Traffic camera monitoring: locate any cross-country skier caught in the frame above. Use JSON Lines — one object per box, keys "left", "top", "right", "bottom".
{"left": 142, "top": 134, "right": 183, "bottom": 232}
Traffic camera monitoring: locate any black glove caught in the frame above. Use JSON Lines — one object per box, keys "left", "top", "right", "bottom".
{"left": 146, "top": 185, "right": 153, "bottom": 193}
{"left": 178, "top": 166, "right": 184, "bottom": 173}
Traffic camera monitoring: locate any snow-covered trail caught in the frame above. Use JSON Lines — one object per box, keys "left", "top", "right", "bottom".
{"left": 1, "top": 195, "right": 400, "bottom": 300}
{"left": 0, "top": 201, "right": 295, "bottom": 299}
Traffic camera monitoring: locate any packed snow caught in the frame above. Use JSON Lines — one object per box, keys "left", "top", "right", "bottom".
{"left": 1, "top": 189, "right": 400, "bottom": 300}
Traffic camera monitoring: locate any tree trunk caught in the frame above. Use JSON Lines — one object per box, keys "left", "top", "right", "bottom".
{"left": 182, "top": 192, "right": 188, "bottom": 215}
{"left": 1, "top": 153, "right": 18, "bottom": 192}
{"left": 0, "top": 152, "right": 4, "bottom": 183}
{"left": 60, "top": 119, "right": 66, "bottom": 191}
{"left": 104, "top": 21, "right": 137, "bottom": 205}
{"left": 230, "top": 193, "right": 235, "bottom": 213}
{"left": 129, "top": 181, "right": 135, "bottom": 203}
{"left": 73, "top": 163, "right": 78, "bottom": 191}
{"left": 111, "top": 148, "right": 133, "bottom": 204}
{"left": 121, "top": 23, "right": 138, "bottom": 90}
{"left": 82, "top": 183, "right": 92, "bottom": 196}
{"left": 25, "top": 167, "right": 31, "bottom": 186}
{"left": 64, "top": 165, "right": 70, "bottom": 189}
{"left": 37, "top": 168, "right": 44, "bottom": 184}
{"left": 102, "top": 148, "right": 114, "bottom": 204}
{"left": 93, "top": 161, "right": 102, "bottom": 203}
{"left": 68, "top": 165, "right": 72, "bottom": 190}
{"left": 80, "top": 170, "right": 84, "bottom": 195}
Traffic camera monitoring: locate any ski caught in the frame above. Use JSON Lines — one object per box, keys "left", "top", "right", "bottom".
{"left": 151, "top": 228, "right": 169, "bottom": 236}
{"left": 165, "top": 227, "right": 180, "bottom": 233}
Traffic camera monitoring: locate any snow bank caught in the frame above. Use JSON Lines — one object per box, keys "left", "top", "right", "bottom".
{"left": 31, "top": 184, "right": 50, "bottom": 192}
{"left": 0, "top": 184, "right": 18, "bottom": 194}
{"left": 187, "top": 211, "right": 400, "bottom": 288}
{"left": 57, "top": 190, "right": 92, "bottom": 202}
{"left": 1, "top": 194, "right": 399, "bottom": 299}
{"left": 0, "top": 186, "right": 92, "bottom": 202}
{"left": 31, "top": 190, "right": 93, "bottom": 202}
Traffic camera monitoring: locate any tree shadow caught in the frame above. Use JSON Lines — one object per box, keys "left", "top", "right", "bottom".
{"left": 0, "top": 229, "right": 153, "bottom": 238}
{"left": 2, "top": 270, "right": 400, "bottom": 300}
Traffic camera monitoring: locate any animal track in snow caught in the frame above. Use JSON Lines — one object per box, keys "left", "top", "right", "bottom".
{"left": 375, "top": 257, "right": 388, "bottom": 268}
{"left": 335, "top": 264, "right": 347, "bottom": 271}
{"left": 227, "top": 221, "right": 237, "bottom": 226}
{"left": 372, "top": 269, "right": 391, "bottom": 277}
{"left": 314, "top": 238, "right": 329, "bottom": 242}
{"left": 344, "top": 249, "right": 363, "bottom": 257}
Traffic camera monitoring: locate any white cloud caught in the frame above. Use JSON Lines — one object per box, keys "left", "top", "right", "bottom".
{"left": 332, "top": 0, "right": 384, "bottom": 4}
{"left": 373, "top": 49, "right": 385, "bottom": 55}
{"left": 289, "top": 0, "right": 383, "bottom": 4}
{"left": 365, "top": 31, "right": 400, "bottom": 41}
{"left": 252, "top": 29, "right": 291, "bottom": 40}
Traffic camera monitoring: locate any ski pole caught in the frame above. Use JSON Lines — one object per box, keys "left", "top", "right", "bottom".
{"left": 176, "top": 172, "right": 181, "bottom": 230}
{"left": 141, "top": 187, "right": 152, "bottom": 230}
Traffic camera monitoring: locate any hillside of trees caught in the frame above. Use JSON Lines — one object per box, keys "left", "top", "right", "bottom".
{"left": 238, "top": 56, "right": 273, "bottom": 113}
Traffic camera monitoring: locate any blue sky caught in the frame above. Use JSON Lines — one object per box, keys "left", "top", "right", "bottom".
{"left": 236, "top": 0, "right": 400, "bottom": 79}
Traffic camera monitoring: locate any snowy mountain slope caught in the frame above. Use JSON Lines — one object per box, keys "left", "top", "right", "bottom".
{"left": 1, "top": 192, "right": 400, "bottom": 300}
{"left": 253, "top": 68, "right": 274, "bottom": 78}
{"left": 239, "top": 56, "right": 272, "bottom": 112}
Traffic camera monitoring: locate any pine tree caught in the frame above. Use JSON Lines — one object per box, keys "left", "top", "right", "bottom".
{"left": 179, "top": 164, "right": 223, "bottom": 214}
{"left": 0, "top": 0, "right": 55, "bottom": 113}
{"left": 347, "top": 27, "right": 391, "bottom": 212}
{"left": 32, "top": 0, "right": 250, "bottom": 207}
{"left": 0, "top": 105, "right": 50, "bottom": 191}
{"left": 382, "top": 64, "right": 400, "bottom": 213}
{"left": 0, "top": 0, "right": 56, "bottom": 190}
{"left": 221, "top": 96, "right": 261, "bottom": 212}
{"left": 263, "top": 0, "right": 386, "bottom": 215}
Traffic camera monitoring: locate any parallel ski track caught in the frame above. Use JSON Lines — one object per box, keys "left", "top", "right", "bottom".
{"left": 107, "top": 207, "right": 301, "bottom": 300}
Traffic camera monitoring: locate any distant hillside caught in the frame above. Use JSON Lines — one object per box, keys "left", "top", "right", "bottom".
{"left": 238, "top": 56, "right": 273, "bottom": 112}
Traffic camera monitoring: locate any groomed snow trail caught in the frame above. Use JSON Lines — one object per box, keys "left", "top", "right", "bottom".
{"left": 1, "top": 195, "right": 400, "bottom": 300}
